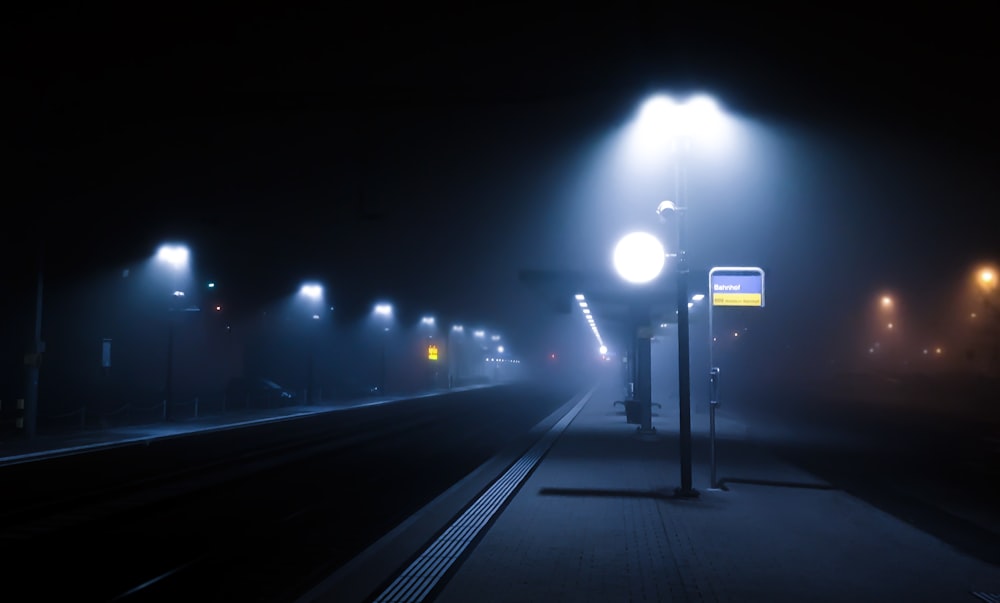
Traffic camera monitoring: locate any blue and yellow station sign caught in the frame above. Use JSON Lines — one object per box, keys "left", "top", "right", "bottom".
{"left": 709, "top": 267, "right": 765, "bottom": 307}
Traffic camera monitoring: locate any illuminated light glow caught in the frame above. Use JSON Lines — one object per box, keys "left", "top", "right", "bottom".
{"left": 624, "top": 93, "right": 735, "bottom": 167}
{"left": 691, "top": 294, "right": 705, "bottom": 301}
{"left": 979, "top": 267, "right": 998, "bottom": 292}
{"left": 613, "top": 232, "right": 665, "bottom": 284}
{"left": 421, "top": 316, "right": 435, "bottom": 326}
{"left": 208, "top": 282, "right": 216, "bottom": 288}
{"left": 156, "top": 244, "right": 190, "bottom": 269}
{"left": 374, "top": 303, "right": 393, "bottom": 316}
{"left": 583, "top": 308, "right": 591, "bottom": 314}
{"left": 491, "top": 335, "right": 501, "bottom": 341}
{"left": 497, "top": 346, "right": 504, "bottom": 353}
{"left": 575, "top": 293, "right": 585, "bottom": 300}
{"left": 427, "top": 345, "right": 439, "bottom": 360}
{"left": 215, "top": 305, "right": 222, "bottom": 311}
{"left": 473, "top": 330, "right": 485, "bottom": 338}
{"left": 452, "top": 325, "right": 464, "bottom": 332}
{"left": 599, "top": 345, "right": 608, "bottom": 355}
{"left": 887, "top": 323, "right": 894, "bottom": 329}
{"left": 300, "top": 283, "right": 323, "bottom": 300}
{"left": 172, "top": 290, "right": 185, "bottom": 297}
{"left": 311, "top": 314, "right": 320, "bottom": 320}
{"left": 881, "top": 295, "right": 893, "bottom": 308}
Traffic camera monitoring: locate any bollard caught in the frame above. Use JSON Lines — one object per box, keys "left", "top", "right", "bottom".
{"left": 709, "top": 367, "right": 721, "bottom": 489}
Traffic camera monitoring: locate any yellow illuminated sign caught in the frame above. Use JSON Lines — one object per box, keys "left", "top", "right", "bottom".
{"left": 712, "top": 292, "right": 763, "bottom": 307}
{"left": 427, "top": 345, "right": 439, "bottom": 360}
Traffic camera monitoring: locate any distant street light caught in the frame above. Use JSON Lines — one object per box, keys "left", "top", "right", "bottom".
{"left": 978, "top": 267, "right": 996, "bottom": 292}
{"left": 298, "top": 282, "right": 326, "bottom": 403}
{"left": 972, "top": 264, "right": 999, "bottom": 376}
{"left": 373, "top": 302, "right": 394, "bottom": 394}
{"left": 155, "top": 243, "right": 192, "bottom": 421}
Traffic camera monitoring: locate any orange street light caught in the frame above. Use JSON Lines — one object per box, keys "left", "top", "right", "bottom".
{"left": 978, "top": 267, "right": 996, "bottom": 292}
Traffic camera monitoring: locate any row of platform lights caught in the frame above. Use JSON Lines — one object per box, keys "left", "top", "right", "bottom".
{"left": 574, "top": 293, "right": 608, "bottom": 357}
{"left": 575, "top": 289, "right": 708, "bottom": 358}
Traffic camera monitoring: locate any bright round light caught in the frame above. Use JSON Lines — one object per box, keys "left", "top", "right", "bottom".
{"left": 613, "top": 232, "right": 665, "bottom": 284}
{"left": 156, "top": 244, "right": 190, "bottom": 269}
{"left": 299, "top": 283, "right": 323, "bottom": 300}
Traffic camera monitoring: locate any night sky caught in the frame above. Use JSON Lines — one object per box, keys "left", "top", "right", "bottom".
{"left": 5, "top": 2, "right": 998, "bottom": 367}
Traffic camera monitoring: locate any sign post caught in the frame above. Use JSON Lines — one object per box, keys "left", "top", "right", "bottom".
{"left": 707, "top": 266, "right": 765, "bottom": 489}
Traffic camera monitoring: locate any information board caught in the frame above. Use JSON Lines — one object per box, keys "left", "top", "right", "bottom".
{"left": 709, "top": 267, "right": 765, "bottom": 307}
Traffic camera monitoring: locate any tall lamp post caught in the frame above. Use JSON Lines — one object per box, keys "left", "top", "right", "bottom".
{"left": 299, "top": 282, "right": 325, "bottom": 404}
{"left": 155, "top": 243, "right": 191, "bottom": 422}
{"left": 637, "top": 92, "right": 727, "bottom": 497}
{"left": 373, "top": 302, "right": 393, "bottom": 394}
{"left": 976, "top": 266, "right": 999, "bottom": 375}
{"left": 657, "top": 199, "right": 695, "bottom": 496}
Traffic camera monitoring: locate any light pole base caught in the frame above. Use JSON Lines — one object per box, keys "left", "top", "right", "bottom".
{"left": 673, "top": 487, "right": 700, "bottom": 499}
{"left": 635, "top": 426, "right": 657, "bottom": 439}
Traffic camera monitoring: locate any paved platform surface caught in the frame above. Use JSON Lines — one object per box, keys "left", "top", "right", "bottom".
{"left": 305, "top": 380, "right": 1000, "bottom": 603}
{"left": 4, "top": 382, "right": 1000, "bottom": 603}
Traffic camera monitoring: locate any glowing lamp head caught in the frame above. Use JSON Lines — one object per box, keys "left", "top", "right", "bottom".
{"left": 156, "top": 244, "right": 190, "bottom": 270}
{"left": 613, "top": 232, "right": 665, "bottom": 284}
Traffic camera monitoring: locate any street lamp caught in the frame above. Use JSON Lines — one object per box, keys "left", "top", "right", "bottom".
{"left": 373, "top": 302, "right": 394, "bottom": 394}
{"left": 656, "top": 199, "right": 696, "bottom": 496}
{"left": 613, "top": 230, "right": 666, "bottom": 436}
{"left": 638, "top": 93, "right": 728, "bottom": 497}
{"left": 973, "top": 264, "right": 999, "bottom": 375}
{"left": 298, "top": 282, "right": 325, "bottom": 404}
{"left": 155, "top": 243, "right": 192, "bottom": 421}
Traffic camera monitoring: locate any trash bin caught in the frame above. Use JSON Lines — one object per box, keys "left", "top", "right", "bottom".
{"left": 624, "top": 399, "right": 640, "bottom": 425}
